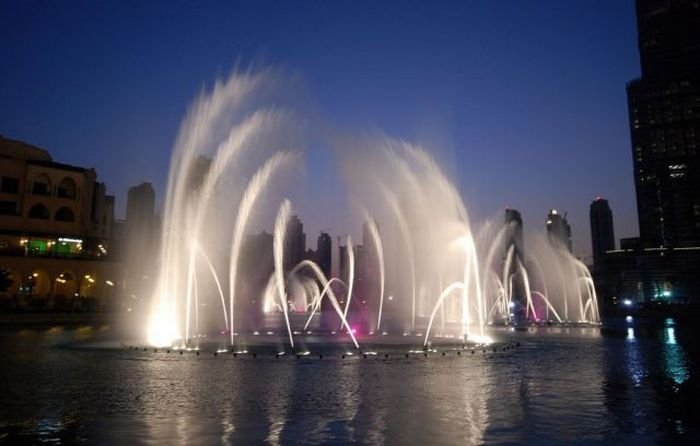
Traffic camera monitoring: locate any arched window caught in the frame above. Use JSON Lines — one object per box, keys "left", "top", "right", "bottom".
{"left": 28, "top": 204, "right": 49, "bottom": 220}
{"left": 31, "top": 174, "right": 52, "bottom": 196}
{"left": 55, "top": 207, "right": 75, "bottom": 222}
{"left": 57, "top": 177, "right": 77, "bottom": 199}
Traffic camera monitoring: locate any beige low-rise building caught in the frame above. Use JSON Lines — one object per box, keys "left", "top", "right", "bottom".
{"left": 0, "top": 136, "right": 124, "bottom": 310}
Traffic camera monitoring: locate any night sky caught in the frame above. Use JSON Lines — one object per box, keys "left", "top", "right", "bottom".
{"left": 0, "top": 0, "right": 639, "bottom": 258}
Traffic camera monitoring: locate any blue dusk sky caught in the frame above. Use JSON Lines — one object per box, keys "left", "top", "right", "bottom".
{"left": 0, "top": 0, "right": 640, "bottom": 258}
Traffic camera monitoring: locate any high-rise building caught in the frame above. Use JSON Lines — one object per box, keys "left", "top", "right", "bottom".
{"left": 316, "top": 232, "right": 332, "bottom": 278}
{"left": 504, "top": 208, "right": 524, "bottom": 259}
{"left": 338, "top": 243, "right": 348, "bottom": 285}
{"left": 186, "top": 155, "right": 212, "bottom": 193}
{"left": 627, "top": 0, "right": 700, "bottom": 248}
{"left": 124, "top": 182, "right": 157, "bottom": 299}
{"left": 125, "top": 183, "right": 156, "bottom": 251}
{"left": 546, "top": 209, "right": 572, "bottom": 252}
{"left": 239, "top": 230, "right": 274, "bottom": 329}
{"left": 504, "top": 208, "right": 527, "bottom": 319}
{"left": 126, "top": 183, "right": 155, "bottom": 230}
{"left": 590, "top": 197, "right": 615, "bottom": 271}
{"left": 602, "top": 0, "right": 700, "bottom": 306}
{"left": 284, "top": 215, "right": 305, "bottom": 271}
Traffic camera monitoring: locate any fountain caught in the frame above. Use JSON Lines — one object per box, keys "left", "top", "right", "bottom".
{"left": 143, "top": 67, "right": 600, "bottom": 353}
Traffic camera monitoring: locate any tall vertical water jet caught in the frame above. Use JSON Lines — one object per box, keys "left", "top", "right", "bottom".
{"left": 144, "top": 67, "right": 600, "bottom": 349}
{"left": 517, "top": 261, "right": 537, "bottom": 321}
{"left": 458, "top": 233, "right": 485, "bottom": 341}
{"left": 273, "top": 199, "right": 295, "bottom": 349}
{"left": 195, "top": 243, "right": 229, "bottom": 329}
{"left": 341, "top": 235, "right": 355, "bottom": 330}
{"left": 438, "top": 273, "right": 445, "bottom": 336}
{"left": 182, "top": 110, "right": 288, "bottom": 342}
{"left": 526, "top": 255, "right": 550, "bottom": 320}
{"left": 502, "top": 245, "right": 516, "bottom": 318}
{"left": 185, "top": 239, "right": 196, "bottom": 344}
{"left": 381, "top": 186, "right": 416, "bottom": 332}
{"left": 364, "top": 215, "right": 385, "bottom": 331}
{"left": 424, "top": 282, "right": 464, "bottom": 348}
{"left": 480, "top": 225, "right": 508, "bottom": 321}
{"left": 228, "top": 151, "right": 297, "bottom": 346}
{"left": 148, "top": 70, "right": 272, "bottom": 347}
{"left": 193, "top": 264, "right": 200, "bottom": 337}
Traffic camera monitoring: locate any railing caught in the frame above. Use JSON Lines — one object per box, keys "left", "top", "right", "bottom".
{"left": 0, "top": 248, "right": 118, "bottom": 261}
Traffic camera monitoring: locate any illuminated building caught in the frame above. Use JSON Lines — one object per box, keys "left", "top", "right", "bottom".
{"left": 602, "top": 0, "right": 700, "bottom": 307}
{"left": 627, "top": 0, "right": 700, "bottom": 247}
{"left": 0, "top": 136, "right": 123, "bottom": 309}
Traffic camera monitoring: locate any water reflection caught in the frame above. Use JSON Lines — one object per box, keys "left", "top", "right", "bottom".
{"left": 263, "top": 362, "right": 292, "bottom": 445}
{"left": 220, "top": 419, "right": 235, "bottom": 445}
{"left": 662, "top": 320, "right": 689, "bottom": 387}
{"left": 353, "top": 360, "right": 386, "bottom": 444}
{"left": 461, "top": 363, "right": 488, "bottom": 444}
{"left": 1, "top": 324, "right": 699, "bottom": 444}
{"left": 625, "top": 325, "right": 645, "bottom": 390}
{"left": 603, "top": 315, "right": 700, "bottom": 442}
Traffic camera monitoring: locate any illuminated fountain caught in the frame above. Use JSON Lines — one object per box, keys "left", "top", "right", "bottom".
{"left": 143, "top": 67, "right": 599, "bottom": 352}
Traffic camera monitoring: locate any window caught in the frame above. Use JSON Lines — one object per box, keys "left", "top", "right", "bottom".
{"left": 0, "top": 200, "right": 17, "bottom": 216}
{"left": 55, "top": 240, "right": 81, "bottom": 257}
{"left": 0, "top": 177, "right": 19, "bottom": 194}
{"left": 28, "top": 204, "right": 49, "bottom": 219}
{"left": 54, "top": 207, "right": 75, "bottom": 222}
{"left": 28, "top": 239, "right": 47, "bottom": 256}
{"left": 57, "top": 177, "right": 77, "bottom": 199}
{"left": 31, "top": 174, "right": 52, "bottom": 196}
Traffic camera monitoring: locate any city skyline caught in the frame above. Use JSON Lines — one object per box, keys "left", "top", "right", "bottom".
{"left": 0, "top": 130, "right": 625, "bottom": 264}
{"left": 0, "top": 1, "right": 640, "bottom": 257}
{"left": 2, "top": 3, "right": 700, "bottom": 444}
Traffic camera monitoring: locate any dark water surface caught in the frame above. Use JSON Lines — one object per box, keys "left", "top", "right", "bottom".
{"left": 1, "top": 318, "right": 699, "bottom": 445}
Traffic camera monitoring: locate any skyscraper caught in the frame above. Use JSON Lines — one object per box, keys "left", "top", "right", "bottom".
{"left": 504, "top": 208, "right": 526, "bottom": 319}
{"left": 590, "top": 197, "right": 615, "bottom": 271}
{"left": 627, "top": 0, "right": 700, "bottom": 248}
{"left": 284, "top": 215, "right": 306, "bottom": 271}
{"left": 126, "top": 182, "right": 155, "bottom": 234}
{"left": 316, "top": 232, "right": 332, "bottom": 278}
{"left": 602, "top": 0, "right": 700, "bottom": 305}
{"left": 504, "top": 208, "right": 524, "bottom": 259}
{"left": 125, "top": 182, "right": 157, "bottom": 300}
{"left": 546, "top": 209, "right": 572, "bottom": 252}
{"left": 239, "top": 230, "right": 274, "bottom": 329}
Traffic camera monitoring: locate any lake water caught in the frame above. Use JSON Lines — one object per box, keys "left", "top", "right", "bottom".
{"left": 0, "top": 317, "right": 698, "bottom": 445}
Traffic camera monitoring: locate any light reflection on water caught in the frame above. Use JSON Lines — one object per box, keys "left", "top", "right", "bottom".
{"left": 662, "top": 322, "right": 689, "bottom": 386}
{"left": 0, "top": 321, "right": 699, "bottom": 445}
{"left": 624, "top": 328, "right": 645, "bottom": 387}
